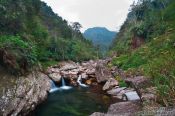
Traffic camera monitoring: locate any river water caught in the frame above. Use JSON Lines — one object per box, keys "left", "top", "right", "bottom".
{"left": 35, "top": 86, "right": 113, "bottom": 116}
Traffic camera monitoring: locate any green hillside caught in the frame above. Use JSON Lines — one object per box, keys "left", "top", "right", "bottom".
{"left": 0, "top": 0, "right": 96, "bottom": 74}
{"left": 110, "top": 0, "right": 175, "bottom": 106}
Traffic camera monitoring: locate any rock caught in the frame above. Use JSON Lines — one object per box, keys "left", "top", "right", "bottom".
{"left": 107, "top": 102, "right": 141, "bottom": 116}
{"left": 107, "top": 87, "right": 126, "bottom": 95}
{"left": 90, "top": 112, "right": 105, "bottom": 116}
{"left": 103, "top": 78, "right": 119, "bottom": 91}
{"left": 124, "top": 76, "right": 151, "bottom": 99}
{"left": 86, "top": 68, "right": 96, "bottom": 75}
{"left": 81, "top": 73, "right": 88, "bottom": 80}
{"left": 85, "top": 78, "right": 96, "bottom": 85}
{"left": 1, "top": 72, "right": 51, "bottom": 116}
{"left": 60, "top": 71, "right": 77, "bottom": 80}
{"left": 123, "top": 91, "right": 140, "bottom": 101}
{"left": 68, "top": 71, "right": 78, "bottom": 75}
{"left": 59, "top": 62, "right": 78, "bottom": 71}
{"left": 140, "top": 87, "right": 157, "bottom": 102}
{"left": 141, "top": 93, "right": 156, "bottom": 101}
{"left": 46, "top": 68, "right": 60, "bottom": 74}
{"left": 124, "top": 76, "right": 150, "bottom": 89}
{"left": 95, "top": 61, "right": 112, "bottom": 83}
{"left": 49, "top": 73, "right": 62, "bottom": 83}
{"left": 85, "top": 80, "right": 92, "bottom": 85}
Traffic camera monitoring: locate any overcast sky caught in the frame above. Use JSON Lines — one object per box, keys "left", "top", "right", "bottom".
{"left": 42, "top": 0, "right": 136, "bottom": 32}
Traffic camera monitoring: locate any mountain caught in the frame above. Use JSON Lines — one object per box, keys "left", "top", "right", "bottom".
{"left": 83, "top": 27, "right": 116, "bottom": 52}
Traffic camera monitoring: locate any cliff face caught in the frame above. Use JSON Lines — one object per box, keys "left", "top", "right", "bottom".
{"left": 0, "top": 70, "right": 51, "bottom": 116}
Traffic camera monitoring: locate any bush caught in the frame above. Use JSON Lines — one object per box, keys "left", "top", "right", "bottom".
{"left": 0, "top": 35, "right": 37, "bottom": 74}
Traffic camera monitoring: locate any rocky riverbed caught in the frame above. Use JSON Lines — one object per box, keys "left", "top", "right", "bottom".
{"left": 0, "top": 59, "right": 174, "bottom": 116}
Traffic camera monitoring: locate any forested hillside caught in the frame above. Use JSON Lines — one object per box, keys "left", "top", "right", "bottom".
{"left": 110, "top": 0, "right": 175, "bottom": 106}
{"left": 0, "top": 0, "right": 96, "bottom": 74}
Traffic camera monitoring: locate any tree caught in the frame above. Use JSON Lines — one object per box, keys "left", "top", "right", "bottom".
{"left": 71, "top": 22, "right": 82, "bottom": 33}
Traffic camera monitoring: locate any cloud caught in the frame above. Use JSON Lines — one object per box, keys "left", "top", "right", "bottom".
{"left": 42, "top": 0, "right": 135, "bottom": 32}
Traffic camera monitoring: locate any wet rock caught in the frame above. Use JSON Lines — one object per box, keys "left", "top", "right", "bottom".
{"left": 49, "top": 73, "right": 62, "bottom": 83}
{"left": 95, "top": 61, "right": 112, "bottom": 83}
{"left": 103, "top": 78, "right": 119, "bottom": 91}
{"left": 60, "top": 71, "right": 77, "bottom": 80}
{"left": 86, "top": 79, "right": 92, "bottom": 85}
{"left": 86, "top": 78, "right": 96, "bottom": 85}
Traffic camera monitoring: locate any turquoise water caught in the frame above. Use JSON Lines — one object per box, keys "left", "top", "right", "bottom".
{"left": 35, "top": 87, "right": 110, "bottom": 116}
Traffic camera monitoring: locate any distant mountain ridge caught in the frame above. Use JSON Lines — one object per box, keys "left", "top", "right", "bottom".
{"left": 83, "top": 27, "right": 117, "bottom": 51}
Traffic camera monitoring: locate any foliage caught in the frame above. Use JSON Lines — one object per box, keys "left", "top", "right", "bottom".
{"left": 119, "top": 80, "right": 128, "bottom": 88}
{"left": 111, "top": 31, "right": 175, "bottom": 106}
{"left": 0, "top": 0, "right": 97, "bottom": 73}
{"left": 0, "top": 35, "right": 37, "bottom": 74}
{"left": 110, "top": 0, "right": 173, "bottom": 55}
{"left": 110, "top": 0, "right": 175, "bottom": 106}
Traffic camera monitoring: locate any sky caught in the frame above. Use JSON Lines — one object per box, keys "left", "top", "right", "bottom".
{"left": 42, "top": 0, "right": 136, "bottom": 32}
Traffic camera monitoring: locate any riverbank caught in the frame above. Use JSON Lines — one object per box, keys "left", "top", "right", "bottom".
{"left": 1, "top": 59, "right": 175, "bottom": 116}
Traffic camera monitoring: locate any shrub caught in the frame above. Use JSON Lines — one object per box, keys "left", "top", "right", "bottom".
{"left": 0, "top": 35, "right": 37, "bottom": 74}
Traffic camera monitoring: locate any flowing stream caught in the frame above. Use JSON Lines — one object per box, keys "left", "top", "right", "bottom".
{"left": 35, "top": 79, "right": 113, "bottom": 116}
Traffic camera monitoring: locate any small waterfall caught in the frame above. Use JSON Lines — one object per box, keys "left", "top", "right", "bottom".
{"left": 60, "top": 77, "right": 72, "bottom": 90}
{"left": 77, "top": 75, "right": 88, "bottom": 87}
{"left": 49, "top": 78, "right": 72, "bottom": 93}
{"left": 62, "top": 77, "right": 66, "bottom": 86}
{"left": 49, "top": 80, "right": 59, "bottom": 93}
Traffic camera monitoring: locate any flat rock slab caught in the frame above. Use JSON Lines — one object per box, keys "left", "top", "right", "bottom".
{"left": 91, "top": 101, "right": 141, "bottom": 116}
{"left": 124, "top": 91, "right": 140, "bottom": 101}
{"left": 107, "top": 101, "right": 141, "bottom": 116}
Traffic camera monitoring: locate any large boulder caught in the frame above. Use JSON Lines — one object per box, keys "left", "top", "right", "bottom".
{"left": 103, "top": 78, "right": 119, "bottom": 91}
{"left": 107, "top": 102, "right": 141, "bottom": 116}
{"left": 0, "top": 72, "right": 51, "bottom": 116}
{"left": 90, "top": 102, "right": 141, "bottom": 116}
{"left": 95, "top": 61, "right": 112, "bottom": 83}
{"left": 124, "top": 76, "right": 150, "bottom": 89}
{"left": 49, "top": 73, "right": 62, "bottom": 83}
